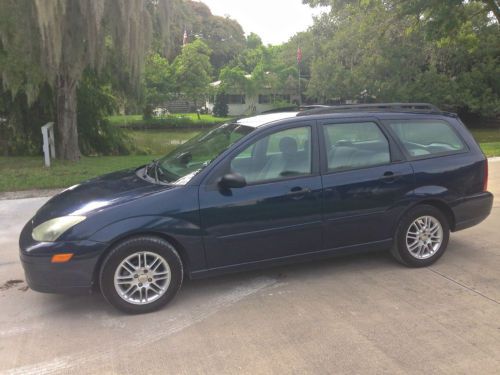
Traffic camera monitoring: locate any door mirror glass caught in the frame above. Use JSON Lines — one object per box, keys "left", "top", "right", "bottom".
{"left": 219, "top": 173, "right": 247, "bottom": 189}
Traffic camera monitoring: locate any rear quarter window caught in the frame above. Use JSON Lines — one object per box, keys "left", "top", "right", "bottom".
{"left": 387, "top": 120, "right": 466, "bottom": 158}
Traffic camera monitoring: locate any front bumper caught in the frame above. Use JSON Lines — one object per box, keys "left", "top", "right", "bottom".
{"left": 19, "top": 220, "right": 107, "bottom": 294}
{"left": 452, "top": 191, "right": 494, "bottom": 231}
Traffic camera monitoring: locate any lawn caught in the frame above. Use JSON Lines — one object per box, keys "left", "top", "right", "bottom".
{"left": 1, "top": 127, "right": 499, "bottom": 192}
{"left": 470, "top": 128, "right": 500, "bottom": 158}
{"left": 127, "top": 129, "right": 199, "bottom": 155}
{"left": 0, "top": 155, "right": 159, "bottom": 192}
{"left": 108, "top": 113, "right": 232, "bottom": 127}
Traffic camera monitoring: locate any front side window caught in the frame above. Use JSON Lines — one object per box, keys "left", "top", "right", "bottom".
{"left": 387, "top": 120, "right": 466, "bottom": 158}
{"left": 323, "top": 122, "right": 390, "bottom": 172}
{"left": 230, "top": 126, "right": 312, "bottom": 184}
{"left": 157, "top": 123, "right": 254, "bottom": 184}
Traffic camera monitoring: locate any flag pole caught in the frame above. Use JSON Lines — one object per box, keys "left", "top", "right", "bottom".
{"left": 297, "top": 46, "right": 302, "bottom": 106}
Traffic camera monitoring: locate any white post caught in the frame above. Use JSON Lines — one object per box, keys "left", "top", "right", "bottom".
{"left": 41, "top": 122, "right": 55, "bottom": 167}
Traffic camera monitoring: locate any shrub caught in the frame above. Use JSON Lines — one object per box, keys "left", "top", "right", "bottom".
{"left": 213, "top": 91, "right": 228, "bottom": 117}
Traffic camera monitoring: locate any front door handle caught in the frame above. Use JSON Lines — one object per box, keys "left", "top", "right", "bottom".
{"left": 287, "top": 187, "right": 311, "bottom": 200}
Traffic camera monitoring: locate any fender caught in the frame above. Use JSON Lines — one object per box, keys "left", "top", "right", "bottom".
{"left": 394, "top": 186, "right": 458, "bottom": 234}
{"left": 88, "top": 215, "right": 206, "bottom": 272}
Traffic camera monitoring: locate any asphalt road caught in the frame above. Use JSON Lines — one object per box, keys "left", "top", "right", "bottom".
{"left": 1, "top": 161, "right": 499, "bottom": 375}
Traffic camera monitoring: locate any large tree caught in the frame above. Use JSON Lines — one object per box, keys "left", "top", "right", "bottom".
{"left": 301, "top": 0, "right": 500, "bottom": 115}
{"left": 0, "top": 0, "right": 182, "bottom": 161}
{"left": 173, "top": 39, "right": 212, "bottom": 108}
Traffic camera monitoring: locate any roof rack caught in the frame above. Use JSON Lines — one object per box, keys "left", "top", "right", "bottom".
{"left": 260, "top": 105, "right": 330, "bottom": 114}
{"left": 296, "top": 103, "right": 442, "bottom": 116}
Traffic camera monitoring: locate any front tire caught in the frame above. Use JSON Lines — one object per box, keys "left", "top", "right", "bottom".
{"left": 99, "top": 236, "right": 183, "bottom": 314}
{"left": 391, "top": 205, "right": 450, "bottom": 267}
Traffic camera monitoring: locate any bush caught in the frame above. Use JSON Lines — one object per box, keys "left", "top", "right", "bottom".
{"left": 143, "top": 104, "right": 154, "bottom": 120}
{"left": 77, "top": 70, "right": 133, "bottom": 155}
{"left": 213, "top": 91, "right": 228, "bottom": 117}
{"left": 0, "top": 82, "right": 54, "bottom": 156}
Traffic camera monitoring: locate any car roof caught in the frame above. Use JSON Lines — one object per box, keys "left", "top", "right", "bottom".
{"left": 235, "top": 105, "right": 457, "bottom": 129}
{"left": 236, "top": 112, "right": 300, "bottom": 128}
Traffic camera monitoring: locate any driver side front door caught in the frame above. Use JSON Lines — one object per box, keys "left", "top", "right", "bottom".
{"left": 198, "top": 122, "right": 323, "bottom": 270}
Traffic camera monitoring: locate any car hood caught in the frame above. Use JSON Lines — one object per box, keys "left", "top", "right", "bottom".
{"left": 33, "top": 168, "right": 170, "bottom": 225}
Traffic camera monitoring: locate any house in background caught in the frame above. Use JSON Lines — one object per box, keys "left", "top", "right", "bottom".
{"left": 206, "top": 74, "right": 299, "bottom": 116}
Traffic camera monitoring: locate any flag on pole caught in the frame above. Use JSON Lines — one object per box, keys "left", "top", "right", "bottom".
{"left": 297, "top": 47, "right": 302, "bottom": 64}
{"left": 183, "top": 29, "right": 188, "bottom": 47}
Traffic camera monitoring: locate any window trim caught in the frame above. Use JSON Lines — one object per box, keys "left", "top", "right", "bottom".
{"left": 203, "top": 120, "right": 319, "bottom": 190}
{"left": 382, "top": 118, "right": 470, "bottom": 162}
{"left": 318, "top": 118, "right": 394, "bottom": 175}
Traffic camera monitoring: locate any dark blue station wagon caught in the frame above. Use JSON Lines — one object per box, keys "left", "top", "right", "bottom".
{"left": 20, "top": 104, "right": 493, "bottom": 313}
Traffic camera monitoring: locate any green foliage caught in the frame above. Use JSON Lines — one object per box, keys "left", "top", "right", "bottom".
{"left": 76, "top": 70, "right": 132, "bottom": 155}
{"left": 184, "top": 1, "right": 246, "bottom": 74}
{"left": 144, "top": 52, "right": 175, "bottom": 107}
{"left": 173, "top": 39, "right": 213, "bottom": 105}
{"left": 246, "top": 33, "right": 263, "bottom": 49}
{"left": 303, "top": 0, "right": 500, "bottom": 117}
{"left": 213, "top": 91, "right": 229, "bottom": 117}
{"left": 0, "top": 82, "right": 54, "bottom": 156}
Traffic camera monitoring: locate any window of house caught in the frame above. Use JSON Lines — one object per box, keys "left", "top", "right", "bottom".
{"left": 227, "top": 95, "right": 245, "bottom": 104}
{"left": 259, "top": 95, "right": 270, "bottom": 104}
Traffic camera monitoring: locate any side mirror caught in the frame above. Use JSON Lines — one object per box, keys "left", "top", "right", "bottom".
{"left": 219, "top": 173, "right": 247, "bottom": 189}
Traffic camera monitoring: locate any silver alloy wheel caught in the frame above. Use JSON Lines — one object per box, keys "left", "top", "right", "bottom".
{"left": 406, "top": 215, "right": 443, "bottom": 259}
{"left": 113, "top": 251, "right": 171, "bottom": 305}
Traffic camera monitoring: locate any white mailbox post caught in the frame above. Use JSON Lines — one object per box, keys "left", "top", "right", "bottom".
{"left": 41, "top": 122, "right": 56, "bottom": 167}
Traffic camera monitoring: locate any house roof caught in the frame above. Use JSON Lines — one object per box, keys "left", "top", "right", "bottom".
{"left": 236, "top": 112, "right": 299, "bottom": 128}
{"left": 210, "top": 74, "right": 252, "bottom": 87}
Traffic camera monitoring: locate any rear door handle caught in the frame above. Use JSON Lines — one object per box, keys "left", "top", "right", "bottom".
{"left": 380, "top": 171, "right": 401, "bottom": 183}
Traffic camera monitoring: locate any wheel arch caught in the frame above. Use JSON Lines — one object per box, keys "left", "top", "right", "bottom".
{"left": 399, "top": 199, "right": 456, "bottom": 233}
{"left": 91, "top": 231, "right": 190, "bottom": 291}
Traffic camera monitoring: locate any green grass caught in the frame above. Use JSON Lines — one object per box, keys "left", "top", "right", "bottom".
{"left": 108, "top": 113, "right": 233, "bottom": 128}
{"left": 470, "top": 129, "right": 500, "bottom": 157}
{"left": 0, "top": 155, "right": 160, "bottom": 192}
{"left": 470, "top": 128, "right": 500, "bottom": 143}
{"left": 127, "top": 129, "right": 200, "bottom": 155}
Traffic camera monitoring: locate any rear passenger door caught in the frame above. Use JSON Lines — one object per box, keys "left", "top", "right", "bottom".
{"left": 320, "top": 118, "right": 415, "bottom": 250}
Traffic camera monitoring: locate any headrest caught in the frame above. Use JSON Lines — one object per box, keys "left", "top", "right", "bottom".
{"left": 279, "top": 136, "right": 298, "bottom": 155}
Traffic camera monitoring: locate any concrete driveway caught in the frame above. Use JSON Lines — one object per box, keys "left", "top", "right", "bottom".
{"left": 0, "top": 161, "right": 499, "bottom": 374}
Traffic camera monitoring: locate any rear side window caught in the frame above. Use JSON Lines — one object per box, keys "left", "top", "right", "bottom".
{"left": 388, "top": 120, "right": 466, "bottom": 158}
{"left": 323, "top": 122, "right": 391, "bottom": 172}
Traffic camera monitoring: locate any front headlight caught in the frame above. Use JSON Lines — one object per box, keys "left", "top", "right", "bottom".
{"left": 32, "top": 216, "right": 86, "bottom": 242}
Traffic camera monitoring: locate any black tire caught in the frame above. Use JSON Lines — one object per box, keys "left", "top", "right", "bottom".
{"left": 391, "top": 204, "right": 450, "bottom": 267}
{"left": 99, "top": 236, "right": 183, "bottom": 314}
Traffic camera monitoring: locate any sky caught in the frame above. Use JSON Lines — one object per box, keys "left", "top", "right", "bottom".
{"left": 198, "top": 0, "right": 328, "bottom": 45}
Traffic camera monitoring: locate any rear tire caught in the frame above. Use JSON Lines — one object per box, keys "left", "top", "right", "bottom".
{"left": 391, "top": 205, "right": 450, "bottom": 267}
{"left": 99, "top": 236, "right": 183, "bottom": 314}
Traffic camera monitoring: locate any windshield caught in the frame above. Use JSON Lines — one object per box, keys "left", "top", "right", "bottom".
{"left": 156, "top": 122, "right": 254, "bottom": 184}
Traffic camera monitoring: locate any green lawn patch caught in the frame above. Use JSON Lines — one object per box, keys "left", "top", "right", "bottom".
{"left": 479, "top": 142, "right": 500, "bottom": 157}
{"left": 0, "top": 155, "right": 160, "bottom": 192}
{"left": 108, "top": 113, "right": 233, "bottom": 129}
{"left": 127, "top": 129, "right": 200, "bottom": 155}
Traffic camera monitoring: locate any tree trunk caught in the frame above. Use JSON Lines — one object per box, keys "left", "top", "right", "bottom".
{"left": 56, "top": 74, "right": 81, "bottom": 161}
